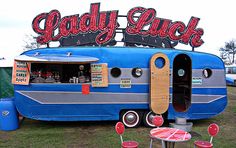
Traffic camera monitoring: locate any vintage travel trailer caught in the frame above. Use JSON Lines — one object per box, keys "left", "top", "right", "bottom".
{"left": 12, "top": 47, "right": 227, "bottom": 127}
{"left": 10, "top": 3, "right": 227, "bottom": 128}
{"left": 225, "top": 65, "right": 236, "bottom": 86}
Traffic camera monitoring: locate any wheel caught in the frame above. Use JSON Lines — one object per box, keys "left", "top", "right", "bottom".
{"left": 143, "top": 111, "right": 156, "bottom": 127}
{"left": 121, "top": 110, "right": 141, "bottom": 128}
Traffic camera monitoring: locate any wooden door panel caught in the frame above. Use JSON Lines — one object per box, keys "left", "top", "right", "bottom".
{"left": 150, "top": 53, "right": 170, "bottom": 114}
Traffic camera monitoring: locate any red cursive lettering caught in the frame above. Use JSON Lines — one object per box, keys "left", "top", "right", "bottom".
{"left": 126, "top": 7, "right": 204, "bottom": 47}
{"left": 32, "top": 3, "right": 204, "bottom": 48}
{"left": 32, "top": 3, "right": 118, "bottom": 45}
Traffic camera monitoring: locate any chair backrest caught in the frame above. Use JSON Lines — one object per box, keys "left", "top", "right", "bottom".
{"left": 208, "top": 123, "right": 219, "bottom": 137}
{"left": 115, "top": 122, "right": 125, "bottom": 144}
{"left": 208, "top": 123, "right": 219, "bottom": 143}
{"left": 115, "top": 122, "right": 125, "bottom": 135}
{"left": 152, "top": 115, "right": 164, "bottom": 127}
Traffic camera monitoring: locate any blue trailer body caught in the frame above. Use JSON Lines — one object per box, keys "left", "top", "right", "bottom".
{"left": 13, "top": 47, "right": 227, "bottom": 122}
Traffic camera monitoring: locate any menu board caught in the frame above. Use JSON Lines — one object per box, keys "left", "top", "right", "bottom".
{"left": 12, "top": 61, "right": 31, "bottom": 85}
{"left": 91, "top": 63, "right": 108, "bottom": 87}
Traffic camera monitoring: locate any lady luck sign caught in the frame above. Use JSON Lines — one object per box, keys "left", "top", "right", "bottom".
{"left": 32, "top": 3, "right": 204, "bottom": 48}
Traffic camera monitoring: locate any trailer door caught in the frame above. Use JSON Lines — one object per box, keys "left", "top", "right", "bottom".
{"left": 150, "top": 53, "right": 170, "bottom": 114}
{"left": 172, "top": 54, "right": 192, "bottom": 112}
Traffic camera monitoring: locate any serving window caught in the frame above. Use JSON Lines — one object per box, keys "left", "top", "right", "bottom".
{"left": 12, "top": 54, "right": 109, "bottom": 86}
{"left": 30, "top": 63, "right": 91, "bottom": 84}
{"left": 12, "top": 60, "right": 108, "bottom": 87}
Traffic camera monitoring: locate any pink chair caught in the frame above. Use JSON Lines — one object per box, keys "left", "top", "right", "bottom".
{"left": 194, "top": 123, "right": 220, "bottom": 148}
{"left": 149, "top": 115, "right": 164, "bottom": 148}
{"left": 115, "top": 122, "right": 139, "bottom": 148}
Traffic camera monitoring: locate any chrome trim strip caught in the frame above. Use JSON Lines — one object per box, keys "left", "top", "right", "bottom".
{"left": 17, "top": 91, "right": 226, "bottom": 105}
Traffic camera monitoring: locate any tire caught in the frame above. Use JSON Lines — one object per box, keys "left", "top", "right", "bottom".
{"left": 121, "top": 110, "right": 141, "bottom": 128}
{"left": 143, "top": 111, "right": 156, "bottom": 127}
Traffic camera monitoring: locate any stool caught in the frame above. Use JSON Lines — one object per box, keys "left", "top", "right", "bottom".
{"left": 115, "top": 122, "right": 139, "bottom": 148}
{"left": 194, "top": 123, "right": 219, "bottom": 148}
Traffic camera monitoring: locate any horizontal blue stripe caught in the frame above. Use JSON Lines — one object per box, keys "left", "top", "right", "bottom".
{"left": 15, "top": 84, "right": 227, "bottom": 95}
{"left": 190, "top": 88, "right": 227, "bottom": 95}
{"left": 169, "top": 87, "right": 227, "bottom": 95}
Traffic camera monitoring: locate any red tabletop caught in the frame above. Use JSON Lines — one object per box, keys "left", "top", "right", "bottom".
{"left": 150, "top": 127, "right": 191, "bottom": 142}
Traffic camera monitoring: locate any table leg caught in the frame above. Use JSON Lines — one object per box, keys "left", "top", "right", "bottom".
{"left": 164, "top": 142, "right": 175, "bottom": 148}
{"left": 166, "top": 141, "right": 170, "bottom": 148}
{"left": 161, "top": 140, "right": 166, "bottom": 148}
{"left": 170, "top": 142, "right": 175, "bottom": 148}
{"left": 149, "top": 138, "right": 153, "bottom": 148}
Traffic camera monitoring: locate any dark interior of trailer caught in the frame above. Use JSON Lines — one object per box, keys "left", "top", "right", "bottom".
{"left": 30, "top": 63, "right": 91, "bottom": 83}
{"left": 172, "top": 54, "right": 192, "bottom": 112}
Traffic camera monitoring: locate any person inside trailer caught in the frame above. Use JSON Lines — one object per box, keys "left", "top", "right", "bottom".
{"left": 31, "top": 71, "right": 45, "bottom": 83}
{"left": 78, "top": 65, "right": 85, "bottom": 76}
{"left": 45, "top": 71, "right": 56, "bottom": 83}
{"left": 78, "top": 64, "right": 90, "bottom": 83}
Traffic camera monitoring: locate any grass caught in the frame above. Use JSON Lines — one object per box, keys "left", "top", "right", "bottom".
{"left": 0, "top": 87, "right": 236, "bottom": 148}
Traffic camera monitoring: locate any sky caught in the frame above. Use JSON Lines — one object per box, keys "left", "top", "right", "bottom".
{"left": 0, "top": 0, "right": 236, "bottom": 66}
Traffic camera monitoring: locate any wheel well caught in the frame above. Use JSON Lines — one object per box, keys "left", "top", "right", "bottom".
{"left": 119, "top": 109, "right": 145, "bottom": 118}
{"left": 119, "top": 109, "right": 168, "bottom": 122}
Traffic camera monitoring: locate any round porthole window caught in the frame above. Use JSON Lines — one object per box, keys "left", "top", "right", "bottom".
{"left": 155, "top": 57, "right": 165, "bottom": 69}
{"left": 178, "top": 69, "right": 185, "bottom": 77}
{"left": 203, "top": 68, "right": 212, "bottom": 78}
{"left": 111, "top": 67, "right": 121, "bottom": 78}
{"left": 132, "top": 68, "right": 143, "bottom": 78}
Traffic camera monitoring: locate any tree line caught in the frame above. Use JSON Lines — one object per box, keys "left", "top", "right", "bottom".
{"left": 219, "top": 40, "right": 236, "bottom": 65}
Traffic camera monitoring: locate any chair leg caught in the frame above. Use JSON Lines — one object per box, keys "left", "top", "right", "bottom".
{"left": 210, "top": 136, "right": 213, "bottom": 143}
{"left": 120, "top": 135, "right": 123, "bottom": 143}
{"left": 149, "top": 138, "right": 153, "bottom": 148}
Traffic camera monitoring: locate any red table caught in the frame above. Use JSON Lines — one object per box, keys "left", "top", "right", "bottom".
{"left": 150, "top": 127, "right": 191, "bottom": 148}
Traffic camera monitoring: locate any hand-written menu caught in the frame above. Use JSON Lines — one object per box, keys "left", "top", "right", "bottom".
{"left": 91, "top": 64, "right": 108, "bottom": 87}
{"left": 12, "top": 61, "right": 31, "bottom": 85}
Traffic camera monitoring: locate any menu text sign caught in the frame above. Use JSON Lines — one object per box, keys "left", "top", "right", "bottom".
{"left": 91, "top": 63, "right": 108, "bottom": 87}
{"left": 12, "top": 61, "right": 31, "bottom": 85}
